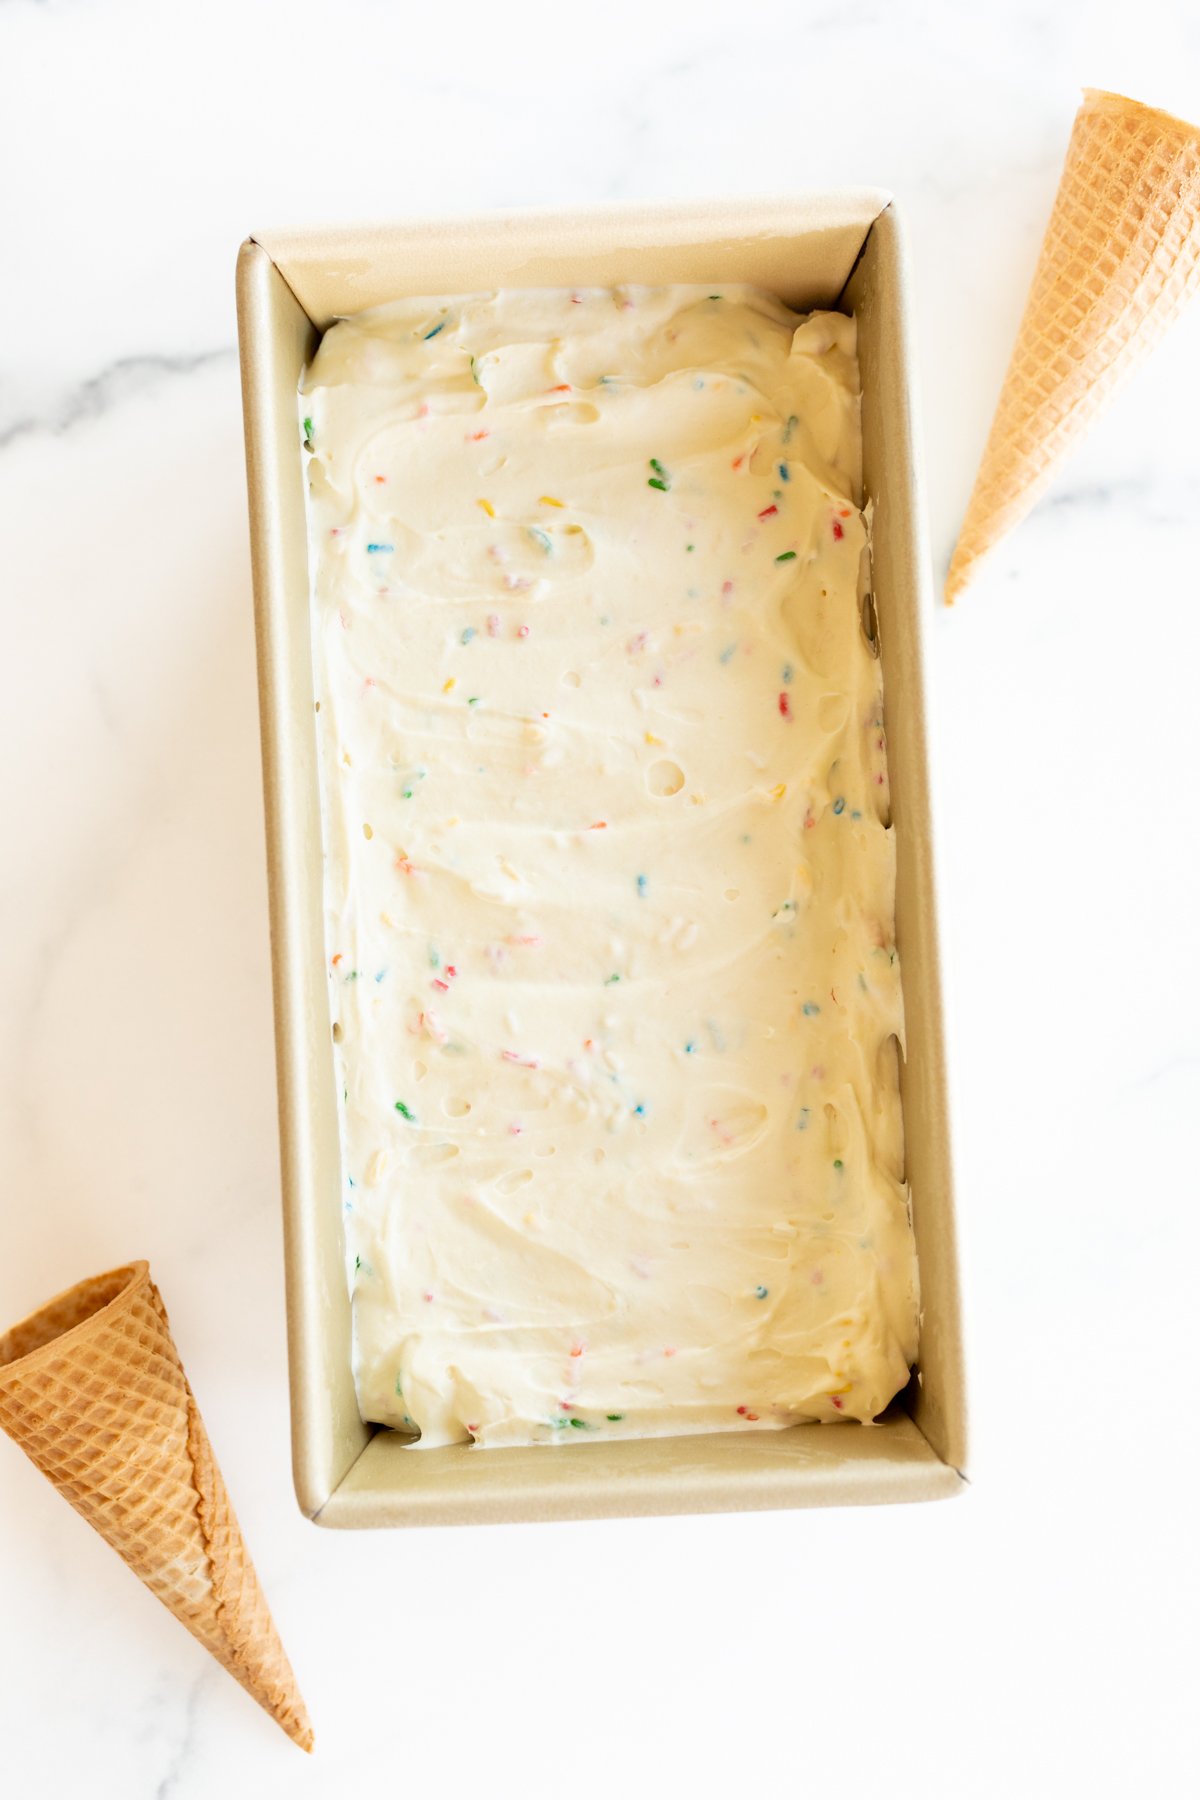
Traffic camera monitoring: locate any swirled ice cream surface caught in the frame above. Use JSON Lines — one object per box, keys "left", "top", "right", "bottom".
{"left": 301, "top": 284, "right": 919, "bottom": 1448}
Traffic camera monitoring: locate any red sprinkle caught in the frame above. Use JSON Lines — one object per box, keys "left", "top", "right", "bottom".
{"left": 469, "top": 430, "right": 489, "bottom": 441}
{"left": 550, "top": 384, "right": 571, "bottom": 394}
{"left": 778, "top": 692, "right": 792, "bottom": 720}
{"left": 838, "top": 508, "right": 852, "bottom": 517}
{"left": 374, "top": 474, "right": 386, "bottom": 484}
{"left": 432, "top": 978, "right": 449, "bottom": 992}
{"left": 570, "top": 1343, "right": 584, "bottom": 1358}
{"left": 831, "top": 1397, "right": 845, "bottom": 1411}
{"left": 736, "top": 1406, "right": 748, "bottom": 1415}
{"left": 331, "top": 953, "right": 343, "bottom": 966}
{"left": 832, "top": 519, "right": 844, "bottom": 541}
{"left": 445, "top": 965, "right": 457, "bottom": 979}
{"left": 589, "top": 820, "right": 608, "bottom": 830}
{"left": 731, "top": 454, "right": 745, "bottom": 471}
{"left": 517, "top": 624, "right": 530, "bottom": 638}
{"left": 745, "top": 1412, "right": 759, "bottom": 1422}
{"left": 757, "top": 504, "right": 778, "bottom": 520}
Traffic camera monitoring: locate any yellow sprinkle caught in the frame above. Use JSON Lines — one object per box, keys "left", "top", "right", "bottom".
{"left": 446, "top": 816, "right": 460, "bottom": 827}
{"left": 342, "top": 751, "right": 353, "bottom": 767}
{"left": 477, "top": 498, "right": 495, "bottom": 518}
{"left": 772, "top": 782, "right": 787, "bottom": 801}
{"left": 363, "top": 823, "right": 374, "bottom": 840}
{"left": 644, "top": 731, "right": 663, "bottom": 746}
{"left": 443, "top": 677, "right": 457, "bottom": 693}
{"left": 829, "top": 1385, "right": 853, "bottom": 1396}
{"left": 380, "top": 912, "right": 394, "bottom": 928}
{"left": 539, "top": 495, "right": 565, "bottom": 508}
{"left": 688, "top": 792, "right": 706, "bottom": 806}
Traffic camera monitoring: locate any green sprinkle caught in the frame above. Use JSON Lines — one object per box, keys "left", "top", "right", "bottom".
{"left": 833, "top": 1158, "right": 844, "bottom": 1169}
{"left": 755, "top": 1285, "right": 769, "bottom": 1300}
{"left": 783, "top": 415, "right": 797, "bottom": 443}
{"left": 470, "top": 355, "right": 481, "bottom": 386}
{"left": 395, "top": 1373, "right": 405, "bottom": 1397}
{"left": 569, "top": 1418, "right": 588, "bottom": 1429}
{"left": 686, "top": 543, "right": 695, "bottom": 552}
{"left": 708, "top": 294, "right": 722, "bottom": 301}
{"left": 775, "top": 550, "right": 797, "bottom": 563}
{"left": 606, "top": 1413, "right": 624, "bottom": 1421}
{"left": 604, "top": 972, "right": 621, "bottom": 986}
{"left": 354, "top": 1255, "right": 363, "bottom": 1273}
{"left": 467, "top": 696, "right": 481, "bottom": 707}
{"left": 302, "top": 416, "right": 314, "bottom": 445}
{"left": 528, "top": 526, "right": 553, "bottom": 554}
{"left": 429, "top": 948, "right": 440, "bottom": 968}
{"left": 648, "top": 458, "right": 671, "bottom": 493}
{"left": 802, "top": 1001, "right": 820, "bottom": 1016}
{"left": 648, "top": 478, "right": 669, "bottom": 492}
{"left": 402, "top": 787, "right": 413, "bottom": 799}
{"left": 395, "top": 1100, "right": 416, "bottom": 1121}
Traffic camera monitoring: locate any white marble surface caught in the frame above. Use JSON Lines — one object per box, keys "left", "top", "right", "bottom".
{"left": 2, "top": 2, "right": 1198, "bottom": 1795}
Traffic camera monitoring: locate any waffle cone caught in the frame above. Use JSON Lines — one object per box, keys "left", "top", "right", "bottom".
{"left": 947, "top": 89, "right": 1200, "bottom": 600}
{"left": 0, "top": 1261, "right": 312, "bottom": 1751}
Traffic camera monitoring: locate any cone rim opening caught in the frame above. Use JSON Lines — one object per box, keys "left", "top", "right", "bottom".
{"left": 0, "top": 1260, "right": 152, "bottom": 1379}
{"left": 1081, "top": 86, "right": 1200, "bottom": 145}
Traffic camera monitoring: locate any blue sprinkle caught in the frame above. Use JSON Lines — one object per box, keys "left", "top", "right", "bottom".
{"left": 851, "top": 809, "right": 862, "bottom": 820}
{"left": 684, "top": 1040, "right": 698, "bottom": 1054}
{"left": 633, "top": 1102, "right": 646, "bottom": 1117}
{"left": 461, "top": 626, "right": 476, "bottom": 645}
{"left": 782, "top": 663, "right": 794, "bottom": 684}
{"left": 833, "top": 797, "right": 846, "bottom": 815}
{"left": 348, "top": 1174, "right": 356, "bottom": 1187}
{"left": 778, "top": 462, "right": 790, "bottom": 482}
{"left": 424, "top": 320, "right": 446, "bottom": 340}
{"left": 366, "top": 543, "right": 394, "bottom": 554}
{"left": 719, "top": 643, "right": 738, "bottom": 664}
{"left": 755, "top": 1285, "right": 769, "bottom": 1300}
{"left": 374, "top": 969, "right": 388, "bottom": 983}
{"left": 636, "top": 874, "right": 648, "bottom": 898}
{"left": 796, "top": 1108, "right": 811, "bottom": 1131}
{"left": 528, "top": 526, "right": 553, "bottom": 554}
{"left": 802, "top": 1002, "right": 820, "bottom": 1016}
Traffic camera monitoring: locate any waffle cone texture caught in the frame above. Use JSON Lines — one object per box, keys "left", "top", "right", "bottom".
{"left": 0, "top": 1261, "right": 312, "bottom": 1751}
{"left": 947, "top": 88, "right": 1200, "bottom": 600}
